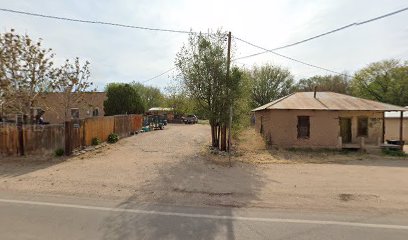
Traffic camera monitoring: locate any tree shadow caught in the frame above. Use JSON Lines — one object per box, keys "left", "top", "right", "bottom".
{"left": 101, "top": 154, "right": 266, "bottom": 240}
{"left": 0, "top": 156, "right": 66, "bottom": 178}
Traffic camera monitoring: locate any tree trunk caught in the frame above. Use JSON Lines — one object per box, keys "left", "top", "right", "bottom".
{"left": 220, "top": 124, "right": 227, "bottom": 151}
{"left": 210, "top": 122, "right": 218, "bottom": 148}
{"left": 217, "top": 124, "right": 221, "bottom": 148}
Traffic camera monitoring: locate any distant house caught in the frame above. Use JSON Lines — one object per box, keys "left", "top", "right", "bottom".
{"left": 252, "top": 92, "right": 406, "bottom": 149}
{"left": 385, "top": 107, "right": 408, "bottom": 142}
{"left": 33, "top": 92, "right": 107, "bottom": 124}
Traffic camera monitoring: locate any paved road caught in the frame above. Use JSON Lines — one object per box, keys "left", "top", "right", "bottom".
{"left": 0, "top": 192, "right": 407, "bottom": 240}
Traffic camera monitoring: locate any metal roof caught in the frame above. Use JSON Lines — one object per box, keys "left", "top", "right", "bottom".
{"left": 252, "top": 92, "right": 407, "bottom": 112}
{"left": 148, "top": 107, "right": 173, "bottom": 112}
{"left": 385, "top": 107, "right": 408, "bottom": 118}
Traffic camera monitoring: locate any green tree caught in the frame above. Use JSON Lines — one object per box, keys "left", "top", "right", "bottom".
{"left": 249, "top": 64, "right": 294, "bottom": 108}
{"left": 295, "top": 74, "right": 350, "bottom": 94}
{"left": 176, "top": 31, "right": 242, "bottom": 151}
{"left": 103, "top": 83, "right": 144, "bottom": 115}
{"left": 132, "top": 82, "right": 165, "bottom": 110}
{"left": 351, "top": 59, "right": 408, "bottom": 106}
{"left": 164, "top": 82, "right": 194, "bottom": 116}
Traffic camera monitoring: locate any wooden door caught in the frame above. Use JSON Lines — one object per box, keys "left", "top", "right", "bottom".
{"left": 339, "top": 118, "right": 352, "bottom": 143}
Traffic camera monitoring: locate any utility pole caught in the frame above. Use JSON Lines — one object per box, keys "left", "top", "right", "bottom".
{"left": 226, "top": 31, "right": 232, "bottom": 167}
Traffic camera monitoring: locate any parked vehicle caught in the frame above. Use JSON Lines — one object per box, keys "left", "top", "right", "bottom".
{"left": 183, "top": 115, "right": 198, "bottom": 124}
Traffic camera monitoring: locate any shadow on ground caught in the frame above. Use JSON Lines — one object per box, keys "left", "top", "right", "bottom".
{"left": 0, "top": 156, "right": 65, "bottom": 178}
{"left": 101, "top": 154, "right": 266, "bottom": 240}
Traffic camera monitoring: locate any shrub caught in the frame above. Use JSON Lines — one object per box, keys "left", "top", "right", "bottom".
{"left": 91, "top": 137, "right": 101, "bottom": 146}
{"left": 107, "top": 133, "right": 119, "bottom": 143}
{"left": 55, "top": 148, "right": 64, "bottom": 157}
{"left": 382, "top": 148, "right": 407, "bottom": 157}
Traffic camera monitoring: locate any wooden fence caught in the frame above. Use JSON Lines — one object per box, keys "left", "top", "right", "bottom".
{"left": 0, "top": 114, "right": 143, "bottom": 157}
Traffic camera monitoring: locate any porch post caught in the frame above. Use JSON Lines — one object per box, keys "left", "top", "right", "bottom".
{"left": 382, "top": 112, "right": 385, "bottom": 143}
{"left": 399, "top": 111, "right": 404, "bottom": 151}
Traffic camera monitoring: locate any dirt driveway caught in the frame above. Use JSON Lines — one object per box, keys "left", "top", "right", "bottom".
{"left": 1, "top": 124, "right": 408, "bottom": 213}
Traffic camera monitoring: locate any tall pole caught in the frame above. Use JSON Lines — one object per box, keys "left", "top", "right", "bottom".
{"left": 226, "top": 31, "right": 232, "bottom": 167}
{"left": 399, "top": 111, "right": 404, "bottom": 151}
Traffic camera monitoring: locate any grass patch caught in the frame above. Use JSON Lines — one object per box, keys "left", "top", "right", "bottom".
{"left": 382, "top": 148, "right": 407, "bottom": 157}
{"left": 197, "top": 119, "right": 209, "bottom": 125}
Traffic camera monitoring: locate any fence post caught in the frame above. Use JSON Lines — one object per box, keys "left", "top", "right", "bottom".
{"left": 65, "top": 121, "right": 72, "bottom": 156}
{"left": 17, "top": 115, "right": 25, "bottom": 156}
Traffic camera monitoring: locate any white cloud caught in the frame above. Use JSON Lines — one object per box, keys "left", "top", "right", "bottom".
{"left": 0, "top": 0, "right": 407, "bottom": 89}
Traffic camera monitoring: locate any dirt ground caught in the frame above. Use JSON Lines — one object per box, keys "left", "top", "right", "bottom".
{"left": 1, "top": 124, "right": 408, "bottom": 213}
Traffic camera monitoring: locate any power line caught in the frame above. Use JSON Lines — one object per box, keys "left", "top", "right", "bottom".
{"left": 0, "top": 8, "right": 195, "bottom": 34}
{"left": 142, "top": 67, "right": 175, "bottom": 83}
{"left": 233, "top": 36, "right": 351, "bottom": 77}
{"left": 234, "top": 7, "right": 408, "bottom": 61}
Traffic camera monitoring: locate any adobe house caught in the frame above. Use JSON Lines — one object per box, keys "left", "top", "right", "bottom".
{"left": 385, "top": 107, "right": 408, "bottom": 142}
{"left": 33, "top": 92, "right": 107, "bottom": 124}
{"left": 252, "top": 91, "right": 406, "bottom": 149}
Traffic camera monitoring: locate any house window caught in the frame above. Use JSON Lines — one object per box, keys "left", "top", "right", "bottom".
{"left": 71, "top": 108, "right": 79, "bottom": 119}
{"left": 92, "top": 108, "right": 99, "bottom": 117}
{"left": 297, "top": 116, "right": 310, "bottom": 139}
{"left": 357, "top": 117, "right": 368, "bottom": 136}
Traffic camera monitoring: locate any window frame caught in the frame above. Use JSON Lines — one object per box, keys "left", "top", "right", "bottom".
{"left": 297, "top": 116, "right": 310, "bottom": 139}
{"left": 357, "top": 116, "right": 368, "bottom": 137}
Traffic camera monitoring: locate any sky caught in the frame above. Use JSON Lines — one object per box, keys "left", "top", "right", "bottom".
{"left": 0, "top": 0, "right": 407, "bottom": 91}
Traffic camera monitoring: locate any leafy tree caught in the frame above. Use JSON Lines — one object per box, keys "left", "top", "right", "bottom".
{"left": 351, "top": 59, "right": 408, "bottom": 106}
{"left": 103, "top": 83, "right": 144, "bottom": 115}
{"left": 295, "top": 74, "right": 350, "bottom": 94}
{"left": 132, "top": 82, "right": 165, "bottom": 110}
{"left": 164, "top": 82, "right": 194, "bottom": 116}
{"left": 249, "top": 64, "right": 294, "bottom": 108}
{"left": 0, "top": 29, "right": 56, "bottom": 122}
{"left": 176, "top": 31, "right": 242, "bottom": 150}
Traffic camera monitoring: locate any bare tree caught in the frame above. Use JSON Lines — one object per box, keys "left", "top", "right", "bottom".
{"left": 48, "top": 58, "right": 94, "bottom": 121}
{"left": 0, "top": 29, "right": 56, "bottom": 122}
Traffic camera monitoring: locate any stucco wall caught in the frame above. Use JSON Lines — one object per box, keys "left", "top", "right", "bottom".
{"left": 254, "top": 110, "right": 383, "bottom": 148}
{"left": 385, "top": 118, "right": 408, "bottom": 141}
{"left": 34, "top": 92, "right": 106, "bottom": 124}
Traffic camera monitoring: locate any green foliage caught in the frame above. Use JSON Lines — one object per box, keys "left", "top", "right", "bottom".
{"left": 382, "top": 148, "right": 407, "bottom": 157}
{"left": 175, "top": 30, "right": 243, "bottom": 150}
{"left": 104, "top": 83, "right": 145, "bottom": 115}
{"left": 91, "top": 137, "right": 101, "bottom": 146}
{"left": 54, "top": 148, "right": 64, "bottom": 157}
{"left": 351, "top": 59, "right": 408, "bottom": 106}
{"left": 164, "top": 82, "right": 195, "bottom": 116}
{"left": 107, "top": 133, "right": 119, "bottom": 143}
{"left": 132, "top": 82, "right": 165, "bottom": 110}
{"left": 249, "top": 64, "right": 295, "bottom": 108}
{"left": 295, "top": 74, "right": 350, "bottom": 94}
{"left": 230, "top": 68, "right": 252, "bottom": 136}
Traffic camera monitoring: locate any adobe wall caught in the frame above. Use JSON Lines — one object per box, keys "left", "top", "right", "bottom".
{"left": 385, "top": 118, "right": 408, "bottom": 142}
{"left": 254, "top": 110, "right": 383, "bottom": 148}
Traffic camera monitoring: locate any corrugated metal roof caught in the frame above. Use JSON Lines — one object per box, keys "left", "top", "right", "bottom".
{"left": 252, "top": 92, "right": 407, "bottom": 112}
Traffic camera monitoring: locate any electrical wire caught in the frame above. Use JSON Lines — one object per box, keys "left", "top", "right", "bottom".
{"left": 233, "top": 36, "right": 351, "bottom": 77}
{"left": 234, "top": 7, "right": 408, "bottom": 60}
{"left": 0, "top": 8, "right": 195, "bottom": 34}
{"left": 142, "top": 67, "right": 175, "bottom": 83}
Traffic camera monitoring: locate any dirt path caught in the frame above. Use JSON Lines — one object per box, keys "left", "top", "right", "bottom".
{"left": 1, "top": 124, "right": 408, "bottom": 213}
